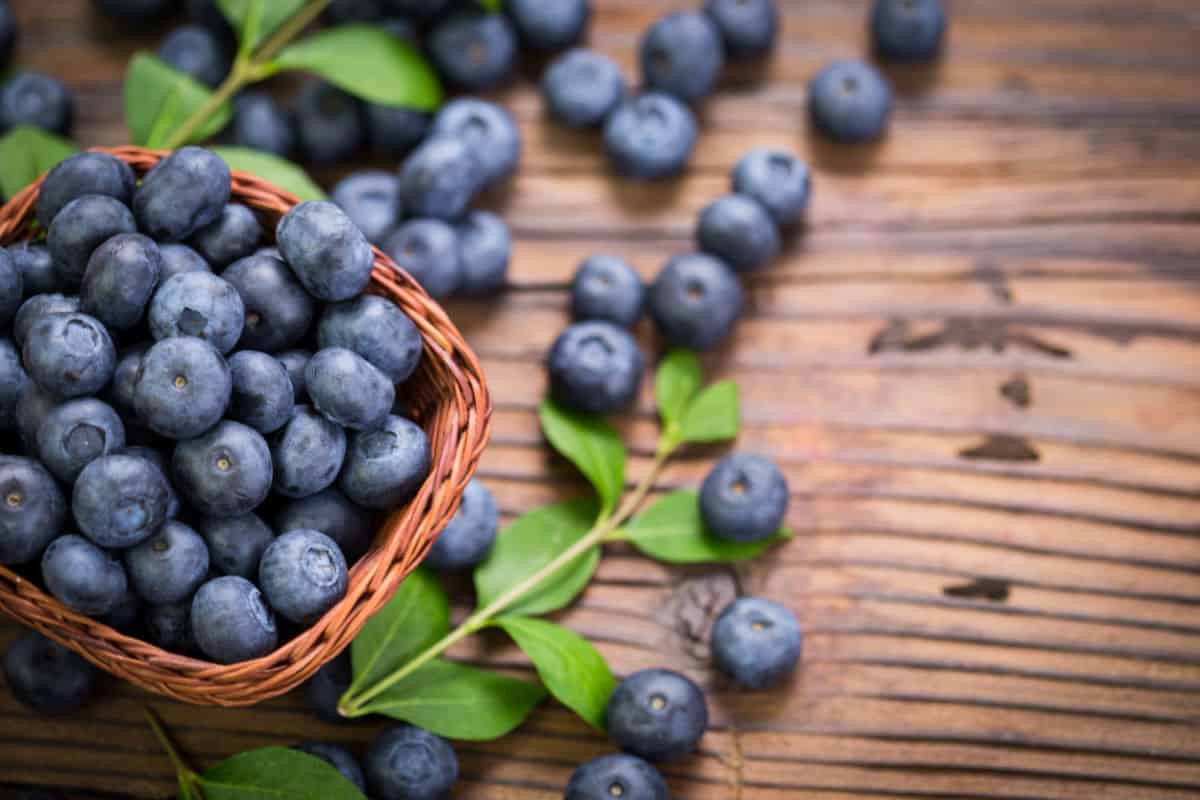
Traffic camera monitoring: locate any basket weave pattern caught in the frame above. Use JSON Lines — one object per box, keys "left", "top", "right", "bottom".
{"left": 0, "top": 147, "right": 492, "bottom": 706}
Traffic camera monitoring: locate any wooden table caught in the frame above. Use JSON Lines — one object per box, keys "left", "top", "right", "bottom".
{"left": 3, "top": 1, "right": 1200, "bottom": 797}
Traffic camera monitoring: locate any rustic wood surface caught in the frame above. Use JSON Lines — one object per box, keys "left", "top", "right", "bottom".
{"left": 3, "top": 0, "right": 1200, "bottom": 798}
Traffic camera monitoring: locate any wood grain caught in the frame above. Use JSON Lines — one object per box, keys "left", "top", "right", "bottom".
{"left": 2, "top": 0, "right": 1199, "bottom": 798}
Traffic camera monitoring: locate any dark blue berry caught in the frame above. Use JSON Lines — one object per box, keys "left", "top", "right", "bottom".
{"left": 72, "top": 453, "right": 170, "bottom": 549}
{"left": 276, "top": 200, "right": 374, "bottom": 303}
{"left": 80, "top": 233, "right": 162, "bottom": 330}
{"left": 36, "top": 152, "right": 135, "bottom": 229}
{"left": 606, "top": 668, "right": 708, "bottom": 763}
{"left": 365, "top": 102, "right": 429, "bottom": 160}
{"left": 506, "top": 0, "right": 589, "bottom": 52}
{"left": 295, "top": 742, "right": 366, "bottom": 793}
{"left": 124, "top": 519, "right": 209, "bottom": 605}
{"left": 222, "top": 253, "right": 316, "bottom": 353}
{"left": 0, "top": 336, "right": 26, "bottom": 429}
{"left": 455, "top": 210, "right": 510, "bottom": 297}
{"left": 47, "top": 194, "right": 137, "bottom": 289}
{"left": 704, "top": 0, "right": 778, "bottom": 60}
{"left": 133, "top": 336, "right": 231, "bottom": 440}
{"left": 259, "top": 528, "right": 348, "bottom": 624}
{"left": 430, "top": 98, "right": 521, "bottom": 187}
{"left": 158, "top": 24, "right": 229, "bottom": 87}
{"left": 365, "top": 724, "right": 458, "bottom": 800}
{"left": 134, "top": 146, "right": 232, "bottom": 242}
{"left": 604, "top": 93, "right": 697, "bottom": 180}
{"left": 699, "top": 452, "right": 788, "bottom": 542}
{"left": 428, "top": 12, "right": 517, "bottom": 92}
{"left": 542, "top": 48, "right": 625, "bottom": 129}
{"left": 277, "top": 349, "right": 312, "bottom": 403}
{"left": 198, "top": 512, "right": 273, "bottom": 578}
{"left": 15, "top": 382, "right": 60, "bottom": 453}
{"left": 0, "top": 456, "right": 65, "bottom": 565}
{"left": 188, "top": 203, "right": 263, "bottom": 268}
{"left": 808, "top": 59, "right": 893, "bottom": 143}
{"left": 228, "top": 90, "right": 296, "bottom": 158}
{"left": 331, "top": 171, "right": 401, "bottom": 245}
{"left": 396, "top": 137, "right": 483, "bottom": 222}
{"left": 303, "top": 649, "right": 353, "bottom": 724}
{"left": 275, "top": 488, "right": 375, "bottom": 564}
{"left": 145, "top": 601, "right": 196, "bottom": 653}
{"left": 872, "top": 0, "right": 946, "bottom": 63}
{"left": 191, "top": 575, "right": 278, "bottom": 663}
{"left": 0, "top": 71, "right": 72, "bottom": 134}
{"left": 647, "top": 252, "right": 742, "bottom": 351}
{"left": 42, "top": 533, "right": 128, "bottom": 616}
{"left": 3, "top": 631, "right": 94, "bottom": 714}
{"left": 22, "top": 312, "right": 116, "bottom": 398}
{"left": 731, "top": 148, "right": 810, "bottom": 227}
{"left": 425, "top": 479, "right": 497, "bottom": 570}
{"left": 173, "top": 420, "right": 272, "bottom": 517}
{"left": 149, "top": 271, "right": 245, "bottom": 354}
{"left": 318, "top": 294, "right": 421, "bottom": 385}
{"left": 36, "top": 398, "right": 125, "bottom": 483}
{"left": 339, "top": 414, "right": 429, "bottom": 510}
{"left": 382, "top": 219, "right": 462, "bottom": 299}
{"left": 565, "top": 754, "right": 669, "bottom": 800}
{"left": 272, "top": 405, "right": 347, "bottom": 499}
{"left": 547, "top": 320, "right": 643, "bottom": 415}
{"left": 158, "top": 243, "right": 213, "bottom": 281}
{"left": 711, "top": 596, "right": 801, "bottom": 688}
{"left": 640, "top": 11, "right": 724, "bottom": 102}
{"left": 9, "top": 243, "right": 56, "bottom": 298}
{"left": 570, "top": 254, "right": 644, "bottom": 328}
{"left": 307, "top": 347, "right": 394, "bottom": 432}
{"left": 12, "top": 293, "right": 78, "bottom": 349}
{"left": 291, "top": 80, "right": 364, "bottom": 166}
{"left": 228, "top": 350, "right": 294, "bottom": 435}
{"left": 696, "top": 194, "right": 780, "bottom": 272}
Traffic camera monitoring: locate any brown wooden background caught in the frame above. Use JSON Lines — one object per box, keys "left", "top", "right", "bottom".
{"left": 3, "top": 0, "right": 1200, "bottom": 797}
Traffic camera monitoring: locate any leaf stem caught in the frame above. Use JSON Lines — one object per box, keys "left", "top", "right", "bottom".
{"left": 144, "top": 706, "right": 204, "bottom": 799}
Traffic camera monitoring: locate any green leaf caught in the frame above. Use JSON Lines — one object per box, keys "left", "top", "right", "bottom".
{"left": 124, "top": 53, "right": 232, "bottom": 147}
{"left": 211, "top": 147, "right": 326, "bottom": 201}
{"left": 656, "top": 350, "right": 703, "bottom": 429}
{"left": 679, "top": 380, "right": 740, "bottom": 444}
{"left": 349, "top": 568, "right": 448, "bottom": 695}
{"left": 0, "top": 126, "right": 77, "bottom": 200}
{"left": 474, "top": 497, "right": 600, "bottom": 617}
{"left": 196, "top": 747, "right": 366, "bottom": 799}
{"left": 625, "top": 490, "right": 789, "bottom": 563}
{"left": 358, "top": 658, "right": 545, "bottom": 741}
{"left": 539, "top": 397, "right": 626, "bottom": 517}
{"left": 271, "top": 25, "right": 442, "bottom": 110}
{"left": 494, "top": 617, "right": 615, "bottom": 731}
{"left": 216, "top": 0, "right": 305, "bottom": 50}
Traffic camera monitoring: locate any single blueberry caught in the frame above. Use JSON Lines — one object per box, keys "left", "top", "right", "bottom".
{"left": 604, "top": 93, "right": 697, "bottom": 180}
{"left": 425, "top": 479, "right": 497, "bottom": 571}
{"left": 606, "top": 668, "right": 708, "bottom": 763}
{"left": 275, "top": 487, "right": 375, "bottom": 564}
{"left": 711, "top": 596, "right": 801, "bottom": 688}
{"left": 120, "top": 445, "right": 181, "bottom": 519}
{"left": 80, "top": 233, "right": 162, "bottom": 330}
{"left": 106, "top": 344, "right": 147, "bottom": 419}
{"left": 22, "top": 312, "right": 116, "bottom": 398}
{"left": 36, "top": 398, "right": 125, "bottom": 483}
{"left": 228, "top": 90, "right": 296, "bottom": 158}
{"left": 124, "top": 519, "right": 209, "bottom": 605}
{"left": 36, "top": 151, "right": 135, "bottom": 229}
{"left": 98, "top": 584, "right": 142, "bottom": 633}
{"left": 0, "top": 249, "right": 19, "bottom": 328}
{"left": 173, "top": 420, "right": 273, "bottom": 518}
{"left": 47, "top": 194, "right": 137, "bottom": 289}
{"left": 318, "top": 294, "right": 421, "bottom": 385}
{"left": 382, "top": 219, "right": 462, "bottom": 299}
{"left": 222, "top": 253, "right": 316, "bottom": 353}
{"left": 699, "top": 452, "right": 789, "bottom": 542}
{"left": 276, "top": 200, "right": 374, "bottom": 303}
{"left": 291, "top": 80, "right": 364, "bottom": 166}
{"left": 396, "top": 137, "right": 483, "bottom": 221}
{"left": 228, "top": 350, "right": 295, "bottom": 434}
{"left": 271, "top": 405, "right": 347, "bottom": 499}
{"left": 198, "top": 512, "right": 273, "bottom": 578}
{"left": 808, "top": 59, "right": 893, "bottom": 143}
{"left": 565, "top": 754, "right": 670, "bottom": 800}
{"left": 0, "top": 336, "right": 26, "bottom": 430}
{"left": 303, "top": 649, "right": 353, "bottom": 724}
{"left": 188, "top": 203, "right": 263, "bottom": 268}
{"left": 148, "top": 271, "right": 245, "bottom": 354}
{"left": 259, "top": 528, "right": 348, "bottom": 624}
{"left": 14, "top": 382, "right": 59, "bottom": 453}
{"left": 570, "top": 254, "right": 644, "bottom": 328}
{"left": 0, "top": 456, "right": 65, "bottom": 565}
{"left": 306, "top": 347, "right": 394, "bottom": 432}
{"left": 72, "top": 453, "right": 170, "bottom": 549}
{"left": 276, "top": 349, "right": 312, "bottom": 403}
{"left": 92, "top": 0, "right": 177, "bottom": 23}
{"left": 12, "top": 293, "right": 79, "bottom": 349}
{"left": 455, "top": 210, "right": 510, "bottom": 296}
{"left": 9, "top": 243, "right": 56, "bottom": 298}
{"left": 547, "top": 320, "right": 644, "bottom": 415}
{"left": 428, "top": 11, "right": 517, "bottom": 92}
{"left": 731, "top": 148, "right": 810, "bottom": 227}
{"left": 647, "top": 252, "right": 743, "bottom": 351}
{"left": 3, "top": 631, "right": 94, "bottom": 714}
{"left": 872, "top": 0, "right": 946, "bottom": 62}
{"left": 506, "top": 0, "right": 589, "bottom": 52}
{"left": 365, "top": 100, "right": 429, "bottom": 160}
{"left": 145, "top": 601, "right": 196, "bottom": 653}
{"left": 295, "top": 742, "right": 366, "bottom": 793}
{"left": 339, "top": 414, "right": 430, "bottom": 510}
{"left": 158, "top": 243, "right": 213, "bottom": 281}
{"left": 191, "top": 575, "right": 278, "bottom": 663}
{"left": 696, "top": 194, "right": 780, "bottom": 272}
{"left": 41, "top": 533, "right": 128, "bottom": 616}
{"left": 133, "top": 336, "right": 231, "bottom": 440}
{"left": 430, "top": 98, "right": 521, "bottom": 187}
{"left": 331, "top": 171, "right": 402, "bottom": 245}
{"left": 0, "top": 0, "right": 13, "bottom": 70}
{"left": 704, "top": 0, "right": 778, "bottom": 60}
{"left": 542, "top": 48, "right": 626, "bottom": 129}
{"left": 134, "top": 146, "right": 232, "bottom": 242}
{"left": 0, "top": 71, "right": 72, "bottom": 134}
{"left": 365, "top": 724, "right": 458, "bottom": 800}
{"left": 640, "top": 11, "right": 724, "bottom": 102}
{"left": 158, "top": 24, "right": 229, "bottom": 87}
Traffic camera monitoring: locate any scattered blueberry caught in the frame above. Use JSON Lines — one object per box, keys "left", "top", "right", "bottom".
{"left": 72, "top": 453, "right": 170, "bottom": 549}
{"left": 430, "top": 98, "right": 521, "bottom": 187}
{"left": 731, "top": 148, "right": 810, "bottom": 227}
{"left": 547, "top": 320, "right": 644, "bottom": 415}
{"left": 303, "top": 649, "right": 353, "bottom": 724}
{"left": 604, "top": 93, "right": 697, "bottom": 180}
{"left": 188, "top": 203, "right": 262, "bottom": 268}
{"left": 36, "top": 152, "right": 135, "bottom": 229}
{"left": 158, "top": 24, "right": 229, "bottom": 88}
{"left": 259, "top": 528, "right": 348, "bottom": 624}
{"left": 275, "top": 487, "right": 375, "bottom": 564}
{"left": 276, "top": 349, "right": 312, "bottom": 404}
{"left": 0, "top": 71, "right": 72, "bottom": 134}
{"left": 0, "top": 456, "right": 65, "bottom": 565}
{"left": 640, "top": 11, "right": 724, "bottom": 102}
{"left": 42, "top": 533, "right": 128, "bottom": 616}
{"left": 872, "top": 0, "right": 946, "bottom": 62}
{"left": 276, "top": 200, "right": 374, "bottom": 303}
{"left": 145, "top": 601, "right": 195, "bottom": 653}
{"left": 227, "top": 350, "right": 295, "bottom": 435}
{"left": 271, "top": 405, "right": 347, "bottom": 499}
{"left": 507, "top": 0, "right": 589, "bottom": 52}
{"left": 699, "top": 452, "right": 789, "bottom": 542}
{"left": 3, "top": 631, "right": 95, "bottom": 714}
{"left": 124, "top": 519, "right": 210, "bottom": 605}
{"left": 606, "top": 668, "right": 708, "bottom": 763}
{"left": 9, "top": 243, "right": 56, "bottom": 298}
{"left": 173, "top": 420, "right": 273, "bottom": 517}
{"left": 543, "top": 48, "right": 626, "bottom": 129}
{"left": 12, "top": 293, "right": 79, "bottom": 349}
{"left": 365, "top": 101, "right": 429, "bottom": 160}
{"left": 36, "top": 398, "right": 125, "bottom": 483}
{"left": 647, "top": 252, "right": 743, "bottom": 351}
{"left": 47, "top": 194, "right": 137, "bottom": 289}
{"left": 291, "top": 80, "right": 364, "bottom": 166}
{"left": 339, "top": 414, "right": 430, "bottom": 510}
{"left": 191, "top": 575, "right": 278, "bottom": 663}
{"left": 565, "top": 754, "right": 670, "bottom": 800}
{"left": 704, "top": 0, "right": 778, "bottom": 60}
{"left": 711, "top": 596, "right": 801, "bottom": 688}
{"left": 425, "top": 479, "right": 497, "bottom": 571}
{"left": 383, "top": 219, "right": 462, "bottom": 299}
{"left": 396, "top": 137, "right": 483, "bottom": 221}
{"left": 0, "top": 336, "right": 25, "bottom": 428}
{"left": 80, "top": 233, "right": 162, "bottom": 330}
{"left": 222, "top": 253, "right": 316, "bottom": 353}
{"left": 306, "top": 347, "right": 395, "bottom": 432}
{"left": 570, "top": 254, "right": 644, "bottom": 328}
{"left": 696, "top": 194, "right": 780, "bottom": 272}
{"left": 158, "top": 243, "right": 213, "bottom": 280}
{"left": 365, "top": 724, "right": 459, "bottom": 800}
{"left": 228, "top": 90, "right": 296, "bottom": 158}
{"left": 22, "top": 312, "right": 116, "bottom": 398}
{"left": 295, "top": 741, "right": 366, "bottom": 793}
{"left": 198, "top": 512, "right": 273, "bottom": 578}
{"left": 455, "top": 210, "right": 510, "bottom": 296}
{"left": 133, "top": 336, "right": 231, "bottom": 440}
{"left": 428, "top": 11, "right": 517, "bottom": 92}
{"left": 134, "top": 146, "right": 232, "bottom": 242}
{"left": 318, "top": 294, "right": 422, "bottom": 385}
{"left": 148, "top": 271, "right": 246, "bottom": 354}
{"left": 331, "top": 171, "right": 402, "bottom": 245}
{"left": 808, "top": 59, "right": 893, "bottom": 143}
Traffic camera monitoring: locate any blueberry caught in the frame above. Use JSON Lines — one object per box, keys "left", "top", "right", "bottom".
{"left": 98, "top": 584, "right": 142, "bottom": 632}
{"left": 808, "top": 59, "right": 893, "bottom": 143}
{"left": 36, "top": 152, "right": 136, "bottom": 229}
{"left": 259, "top": 528, "right": 347, "bottom": 625}
{"left": 295, "top": 742, "right": 366, "bottom": 793}
{"left": 228, "top": 350, "right": 294, "bottom": 435}
{"left": 0, "top": 71, "right": 72, "bottom": 134}
{"left": 428, "top": 11, "right": 517, "bottom": 92}
{"left": 9, "top": 243, "right": 56, "bottom": 298}
{"left": 277, "top": 349, "right": 312, "bottom": 403}
{"left": 36, "top": 398, "right": 124, "bottom": 483}
{"left": 23, "top": 312, "right": 116, "bottom": 398}
{"left": 92, "top": 0, "right": 177, "bottom": 23}
{"left": 145, "top": 601, "right": 196, "bottom": 653}
{"left": 382, "top": 219, "right": 462, "bottom": 299}
{"left": 47, "top": 194, "right": 137, "bottom": 289}
{"left": 275, "top": 488, "right": 375, "bottom": 564}
{"left": 272, "top": 405, "right": 347, "bottom": 499}
{"left": 339, "top": 414, "right": 429, "bottom": 510}
{"left": 711, "top": 596, "right": 801, "bottom": 688}
{"left": 72, "top": 453, "right": 170, "bottom": 549}
{"left": 228, "top": 90, "right": 296, "bottom": 158}
{"left": 696, "top": 194, "right": 780, "bottom": 272}
{"left": 124, "top": 519, "right": 209, "bottom": 605}
{"left": 640, "top": 11, "right": 724, "bottom": 102}
{"left": 506, "top": 0, "right": 589, "bottom": 52}
{"left": 14, "top": 382, "right": 58, "bottom": 452}
{"left": 0, "top": 456, "right": 64, "bottom": 565}
{"left": 425, "top": 479, "right": 497, "bottom": 571}
{"left": 699, "top": 452, "right": 788, "bottom": 542}
{"left": 0, "top": 0, "right": 13, "bottom": 70}
{"left": 191, "top": 575, "right": 278, "bottom": 663}
{"left": 872, "top": 0, "right": 946, "bottom": 62}
{"left": 188, "top": 203, "right": 263, "bottom": 268}
{"left": 120, "top": 445, "right": 181, "bottom": 519}
{"left": 134, "top": 146, "right": 232, "bottom": 242}
{"left": 704, "top": 0, "right": 778, "bottom": 60}
{"left": 604, "top": 93, "right": 697, "bottom": 180}
{"left": 222, "top": 253, "right": 316, "bottom": 353}
{"left": 303, "top": 649, "right": 352, "bottom": 724}
{"left": 542, "top": 48, "right": 626, "bottom": 129}
{"left": 0, "top": 249, "right": 19, "bottom": 327}
{"left": 106, "top": 344, "right": 146, "bottom": 419}
{"left": 365, "top": 724, "right": 458, "bottom": 800}
{"left": 80, "top": 233, "right": 162, "bottom": 331}
{"left": 455, "top": 210, "right": 510, "bottom": 296}
{"left": 547, "top": 320, "right": 643, "bottom": 415}
{"left": 42, "top": 533, "right": 128, "bottom": 616}
{"left": 276, "top": 201, "right": 374, "bottom": 303}
{"left": 158, "top": 25, "right": 229, "bottom": 88}
{"left": 396, "top": 137, "right": 483, "bottom": 222}
{"left": 173, "top": 420, "right": 272, "bottom": 517}
{"left": 291, "top": 80, "right": 364, "bottom": 166}
{"left": 430, "top": 98, "right": 521, "bottom": 187}
{"left": 731, "top": 148, "right": 810, "bottom": 227}
{"left": 570, "top": 254, "right": 644, "bottom": 328}
{"left": 307, "top": 347, "right": 394, "bottom": 432}
{"left": 12, "top": 293, "right": 79, "bottom": 349}
{"left": 565, "top": 754, "right": 670, "bottom": 800}
{"left": 647, "top": 252, "right": 742, "bottom": 351}
{"left": 364, "top": 102, "right": 429, "bottom": 160}
{"left": 331, "top": 171, "right": 402, "bottom": 245}
{"left": 3, "top": 631, "right": 94, "bottom": 714}
{"left": 148, "top": 271, "right": 245, "bottom": 354}
{"left": 158, "top": 243, "right": 213, "bottom": 281}
{"left": 0, "top": 336, "right": 26, "bottom": 430}
{"left": 607, "top": 669, "right": 708, "bottom": 763}
{"left": 133, "top": 337, "right": 231, "bottom": 440}
{"left": 318, "top": 294, "right": 421, "bottom": 385}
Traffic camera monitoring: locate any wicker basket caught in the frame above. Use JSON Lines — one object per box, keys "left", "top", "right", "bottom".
{"left": 0, "top": 146, "right": 491, "bottom": 706}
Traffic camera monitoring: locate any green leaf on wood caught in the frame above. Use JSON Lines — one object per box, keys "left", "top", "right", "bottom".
{"left": 656, "top": 349, "right": 703, "bottom": 430}
{"left": 211, "top": 147, "right": 326, "bottom": 201}
{"left": 216, "top": 0, "right": 305, "bottom": 50}
{"left": 494, "top": 616, "right": 615, "bottom": 731}
{"left": 124, "top": 53, "right": 232, "bottom": 147}
{"left": 357, "top": 659, "right": 545, "bottom": 741}
{"left": 196, "top": 747, "right": 366, "bottom": 799}
{"left": 539, "top": 397, "right": 625, "bottom": 517}
{"left": 625, "top": 490, "right": 789, "bottom": 563}
{"left": 271, "top": 25, "right": 442, "bottom": 110}
{"left": 474, "top": 497, "right": 600, "bottom": 617}
{"left": 0, "top": 126, "right": 77, "bottom": 200}
{"left": 679, "top": 380, "right": 739, "bottom": 444}
{"left": 349, "top": 568, "right": 449, "bottom": 695}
